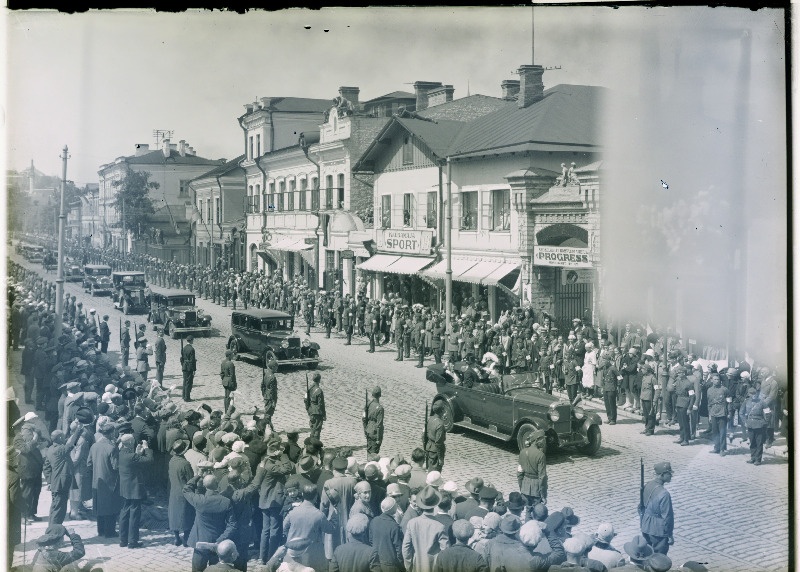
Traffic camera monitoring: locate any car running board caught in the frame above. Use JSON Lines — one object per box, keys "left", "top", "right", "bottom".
{"left": 454, "top": 420, "right": 512, "bottom": 442}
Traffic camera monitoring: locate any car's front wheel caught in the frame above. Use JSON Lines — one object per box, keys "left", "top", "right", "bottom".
{"left": 264, "top": 350, "right": 278, "bottom": 370}
{"left": 580, "top": 425, "right": 602, "bottom": 456}
{"left": 516, "top": 423, "right": 541, "bottom": 452}
{"left": 433, "top": 398, "right": 454, "bottom": 432}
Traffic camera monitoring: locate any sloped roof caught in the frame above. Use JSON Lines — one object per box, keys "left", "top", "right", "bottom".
{"left": 125, "top": 148, "right": 225, "bottom": 166}
{"left": 190, "top": 155, "right": 246, "bottom": 183}
{"left": 259, "top": 97, "right": 331, "bottom": 113}
{"left": 394, "top": 117, "right": 466, "bottom": 158}
{"left": 417, "top": 94, "right": 507, "bottom": 122}
{"left": 363, "top": 91, "right": 416, "bottom": 104}
{"left": 447, "top": 84, "right": 605, "bottom": 157}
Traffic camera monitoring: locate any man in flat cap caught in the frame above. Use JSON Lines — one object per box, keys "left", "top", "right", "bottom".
{"left": 32, "top": 524, "right": 85, "bottom": 572}
{"left": 364, "top": 386, "right": 385, "bottom": 455}
{"left": 640, "top": 462, "right": 674, "bottom": 555}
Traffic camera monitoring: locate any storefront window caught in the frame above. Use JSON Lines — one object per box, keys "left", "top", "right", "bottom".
{"left": 461, "top": 191, "right": 478, "bottom": 230}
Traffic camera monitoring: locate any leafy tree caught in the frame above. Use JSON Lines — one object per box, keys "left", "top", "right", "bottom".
{"left": 109, "top": 170, "right": 158, "bottom": 238}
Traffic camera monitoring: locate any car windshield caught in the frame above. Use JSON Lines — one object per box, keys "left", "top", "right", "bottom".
{"left": 129, "top": 290, "right": 145, "bottom": 304}
{"left": 503, "top": 372, "right": 540, "bottom": 391}
{"left": 120, "top": 275, "right": 145, "bottom": 286}
{"left": 168, "top": 297, "right": 194, "bottom": 306}
{"left": 260, "top": 318, "right": 291, "bottom": 331}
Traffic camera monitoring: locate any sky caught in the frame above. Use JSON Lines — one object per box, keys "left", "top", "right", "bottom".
{"left": 5, "top": 5, "right": 782, "bottom": 185}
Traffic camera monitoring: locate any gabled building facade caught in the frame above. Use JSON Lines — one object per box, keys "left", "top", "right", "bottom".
{"left": 188, "top": 155, "right": 246, "bottom": 270}
{"left": 97, "top": 138, "right": 224, "bottom": 259}
{"left": 354, "top": 66, "right": 605, "bottom": 329}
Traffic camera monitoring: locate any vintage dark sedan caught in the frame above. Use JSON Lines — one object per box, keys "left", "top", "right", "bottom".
{"left": 227, "top": 309, "right": 320, "bottom": 370}
{"left": 426, "top": 361, "right": 603, "bottom": 454}
{"left": 147, "top": 287, "right": 212, "bottom": 338}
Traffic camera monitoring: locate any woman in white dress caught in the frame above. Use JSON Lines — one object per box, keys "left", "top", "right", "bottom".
{"left": 582, "top": 341, "right": 597, "bottom": 398}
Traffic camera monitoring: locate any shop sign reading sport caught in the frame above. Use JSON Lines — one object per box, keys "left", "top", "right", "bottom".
{"left": 533, "top": 245, "right": 592, "bottom": 268}
{"left": 376, "top": 229, "right": 433, "bottom": 255}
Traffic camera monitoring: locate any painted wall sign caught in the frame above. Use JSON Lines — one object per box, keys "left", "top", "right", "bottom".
{"left": 534, "top": 245, "right": 592, "bottom": 268}
{"left": 376, "top": 229, "right": 433, "bottom": 255}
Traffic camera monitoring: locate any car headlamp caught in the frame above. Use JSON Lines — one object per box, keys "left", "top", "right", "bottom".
{"left": 281, "top": 340, "right": 289, "bottom": 349}
{"left": 573, "top": 407, "right": 585, "bottom": 420}
{"left": 548, "top": 402, "right": 560, "bottom": 422}
{"left": 302, "top": 339, "right": 311, "bottom": 348}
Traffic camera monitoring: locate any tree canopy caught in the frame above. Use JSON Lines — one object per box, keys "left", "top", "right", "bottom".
{"left": 109, "top": 170, "right": 158, "bottom": 238}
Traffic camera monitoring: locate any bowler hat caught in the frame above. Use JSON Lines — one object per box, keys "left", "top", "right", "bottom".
{"left": 298, "top": 456, "right": 315, "bottom": 473}
{"left": 121, "top": 387, "right": 137, "bottom": 401}
{"left": 507, "top": 491, "right": 526, "bottom": 511}
{"left": 415, "top": 486, "right": 441, "bottom": 510}
{"left": 171, "top": 439, "right": 189, "bottom": 456}
{"left": 624, "top": 535, "right": 654, "bottom": 561}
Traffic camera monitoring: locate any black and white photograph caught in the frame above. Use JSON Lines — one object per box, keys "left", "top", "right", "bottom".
{"left": 3, "top": 5, "right": 790, "bottom": 572}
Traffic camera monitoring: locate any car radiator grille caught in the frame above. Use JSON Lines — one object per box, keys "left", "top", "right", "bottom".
{"left": 184, "top": 311, "right": 197, "bottom": 326}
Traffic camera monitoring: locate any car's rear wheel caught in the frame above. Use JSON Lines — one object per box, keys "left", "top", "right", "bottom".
{"left": 228, "top": 338, "right": 240, "bottom": 361}
{"left": 433, "top": 398, "right": 454, "bottom": 432}
{"left": 580, "top": 424, "right": 602, "bottom": 456}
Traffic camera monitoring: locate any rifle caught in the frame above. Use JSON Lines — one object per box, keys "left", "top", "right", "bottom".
{"left": 638, "top": 457, "right": 645, "bottom": 519}
{"left": 363, "top": 389, "right": 369, "bottom": 428}
{"left": 304, "top": 373, "right": 310, "bottom": 410}
{"left": 423, "top": 401, "right": 429, "bottom": 470}
{"left": 119, "top": 317, "right": 122, "bottom": 347}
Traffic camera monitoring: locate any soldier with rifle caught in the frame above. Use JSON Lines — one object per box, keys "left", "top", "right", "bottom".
{"left": 120, "top": 319, "right": 131, "bottom": 368}
{"left": 261, "top": 357, "right": 279, "bottom": 431}
{"left": 424, "top": 401, "right": 446, "bottom": 471}
{"left": 363, "top": 386, "right": 385, "bottom": 455}
{"left": 305, "top": 372, "right": 325, "bottom": 439}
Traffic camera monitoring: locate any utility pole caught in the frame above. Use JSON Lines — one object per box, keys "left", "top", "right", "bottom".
{"left": 445, "top": 157, "right": 452, "bottom": 332}
{"left": 54, "top": 145, "right": 69, "bottom": 340}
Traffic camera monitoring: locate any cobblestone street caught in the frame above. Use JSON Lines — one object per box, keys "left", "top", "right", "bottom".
{"left": 9, "top": 255, "right": 790, "bottom": 571}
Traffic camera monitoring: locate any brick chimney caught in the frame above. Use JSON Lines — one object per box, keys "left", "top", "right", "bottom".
{"left": 501, "top": 79, "right": 520, "bottom": 100}
{"left": 517, "top": 65, "right": 544, "bottom": 108}
{"left": 338, "top": 86, "right": 360, "bottom": 108}
{"left": 179, "top": 140, "right": 186, "bottom": 157}
{"left": 162, "top": 138, "right": 171, "bottom": 158}
{"left": 414, "top": 81, "right": 443, "bottom": 111}
{"left": 188, "top": 146, "right": 195, "bottom": 156}
{"left": 426, "top": 85, "right": 455, "bottom": 108}
{"left": 134, "top": 144, "right": 150, "bottom": 156}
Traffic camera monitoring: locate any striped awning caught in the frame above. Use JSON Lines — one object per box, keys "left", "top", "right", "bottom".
{"left": 356, "top": 254, "right": 435, "bottom": 275}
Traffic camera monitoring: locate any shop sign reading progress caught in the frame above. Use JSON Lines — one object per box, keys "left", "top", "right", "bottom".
{"left": 376, "top": 229, "right": 433, "bottom": 255}
{"left": 533, "top": 245, "right": 592, "bottom": 268}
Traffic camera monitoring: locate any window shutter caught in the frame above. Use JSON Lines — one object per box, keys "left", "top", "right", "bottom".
{"left": 418, "top": 191, "right": 427, "bottom": 229}
{"left": 481, "top": 190, "right": 492, "bottom": 231}
{"left": 392, "top": 194, "right": 403, "bottom": 228}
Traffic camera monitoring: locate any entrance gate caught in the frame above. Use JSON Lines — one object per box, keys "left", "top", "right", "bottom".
{"left": 554, "top": 268, "right": 593, "bottom": 334}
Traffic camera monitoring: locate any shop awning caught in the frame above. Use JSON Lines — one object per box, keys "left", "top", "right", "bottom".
{"left": 256, "top": 250, "right": 278, "bottom": 264}
{"left": 455, "top": 260, "right": 506, "bottom": 284}
{"left": 356, "top": 254, "right": 401, "bottom": 272}
{"left": 383, "top": 255, "right": 435, "bottom": 275}
{"left": 274, "top": 239, "right": 314, "bottom": 252}
{"left": 483, "top": 262, "right": 521, "bottom": 288}
{"left": 422, "top": 257, "right": 480, "bottom": 281}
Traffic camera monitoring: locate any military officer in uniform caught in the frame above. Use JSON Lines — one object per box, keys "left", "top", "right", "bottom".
{"left": 425, "top": 401, "right": 447, "bottom": 471}
{"left": 99, "top": 315, "right": 111, "bottom": 354}
{"left": 343, "top": 300, "right": 354, "bottom": 345}
{"left": 430, "top": 316, "right": 444, "bottom": 365}
{"left": 181, "top": 335, "right": 197, "bottom": 402}
{"left": 640, "top": 461, "right": 674, "bottom": 555}
{"left": 366, "top": 303, "right": 377, "bottom": 353}
{"left": 517, "top": 429, "right": 547, "bottom": 513}
{"left": 305, "top": 372, "right": 326, "bottom": 439}
{"left": 394, "top": 313, "right": 405, "bottom": 361}
{"left": 120, "top": 320, "right": 131, "bottom": 368}
{"left": 673, "top": 369, "right": 695, "bottom": 446}
{"left": 363, "top": 386, "right": 385, "bottom": 455}
{"left": 154, "top": 329, "right": 167, "bottom": 387}
{"left": 220, "top": 350, "right": 237, "bottom": 412}
{"left": 706, "top": 372, "right": 729, "bottom": 456}
{"left": 261, "top": 358, "right": 278, "bottom": 431}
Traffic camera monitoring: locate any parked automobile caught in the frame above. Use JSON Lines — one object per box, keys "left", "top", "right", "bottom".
{"left": 148, "top": 287, "right": 212, "bottom": 339}
{"left": 82, "top": 264, "right": 113, "bottom": 295}
{"left": 227, "top": 309, "right": 320, "bottom": 370}
{"left": 21, "top": 245, "right": 45, "bottom": 263}
{"left": 65, "top": 264, "right": 84, "bottom": 282}
{"left": 112, "top": 271, "right": 148, "bottom": 315}
{"left": 425, "top": 361, "right": 603, "bottom": 454}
